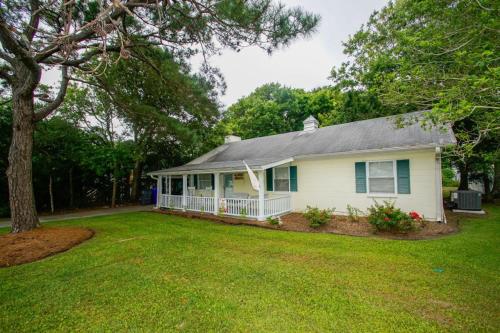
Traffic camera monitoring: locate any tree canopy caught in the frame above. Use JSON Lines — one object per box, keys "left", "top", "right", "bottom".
{"left": 0, "top": 0, "right": 320, "bottom": 232}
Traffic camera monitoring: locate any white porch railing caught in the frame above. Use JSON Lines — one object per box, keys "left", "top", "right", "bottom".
{"left": 161, "top": 194, "right": 183, "bottom": 209}
{"left": 159, "top": 194, "right": 291, "bottom": 219}
{"left": 186, "top": 196, "right": 215, "bottom": 213}
{"left": 264, "top": 195, "right": 292, "bottom": 216}
{"left": 222, "top": 198, "right": 260, "bottom": 218}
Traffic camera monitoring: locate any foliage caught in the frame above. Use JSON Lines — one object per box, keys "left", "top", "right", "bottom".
{"left": 266, "top": 216, "right": 280, "bottom": 225}
{"left": 442, "top": 166, "right": 459, "bottom": 187}
{"left": 221, "top": 83, "right": 390, "bottom": 140}
{"left": 239, "top": 207, "right": 248, "bottom": 218}
{"left": 346, "top": 204, "right": 363, "bottom": 222}
{"left": 0, "top": 206, "right": 499, "bottom": 331}
{"left": 0, "top": 0, "right": 319, "bottom": 230}
{"left": 367, "top": 201, "right": 415, "bottom": 233}
{"left": 330, "top": 0, "right": 499, "bottom": 185}
{"left": 303, "top": 206, "right": 334, "bottom": 228}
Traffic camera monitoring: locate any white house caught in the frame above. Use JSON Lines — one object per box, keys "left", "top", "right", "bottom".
{"left": 149, "top": 112, "right": 456, "bottom": 222}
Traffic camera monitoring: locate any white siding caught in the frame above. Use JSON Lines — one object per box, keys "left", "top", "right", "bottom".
{"left": 290, "top": 149, "right": 439, "bottom": 220}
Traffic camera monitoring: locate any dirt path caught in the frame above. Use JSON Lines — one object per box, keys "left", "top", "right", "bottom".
{"left": 0, "top": 205, "right": 153, "bottom": 229}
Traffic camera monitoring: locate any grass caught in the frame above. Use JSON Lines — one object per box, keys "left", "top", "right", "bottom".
{"left": 0, "top": 206, "right": 499, "bottom": 332}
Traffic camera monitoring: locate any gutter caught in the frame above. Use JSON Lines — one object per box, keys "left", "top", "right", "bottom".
{"left": 293, "top": 144, "right": 449, "bottom": 161}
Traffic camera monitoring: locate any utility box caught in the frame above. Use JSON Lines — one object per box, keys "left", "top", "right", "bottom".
{"left": 450, "top": 190, "right": 482, "bottom": 211}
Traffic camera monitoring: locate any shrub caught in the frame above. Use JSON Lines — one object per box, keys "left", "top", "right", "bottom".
{"left": 266, "top": 216, "right": 280, "bottom": 225}
{"left": 303, "top": 206, "right": 334, "bottom": 228}
{"left": 346, "top": 204, "right": 363, "bottom": 222}
{"left": 239, "top": 207, "right": 247, "bottom": 217}
{"left": 367, "top": 201, "right": 415, "bottom": 232}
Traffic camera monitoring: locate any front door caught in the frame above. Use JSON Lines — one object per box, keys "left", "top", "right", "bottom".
{"left": 224, "top": 174, "right": 234, "bottom": 198}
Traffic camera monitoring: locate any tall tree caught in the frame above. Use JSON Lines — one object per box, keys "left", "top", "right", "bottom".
{"left": 0, "top": 0, "right": 319, "bottom": 232}
{"left": 330, "top": 0, "right": 499, "bottom": 191}
{"left": 74, "top": 47, "right": 220, "bottom": 201}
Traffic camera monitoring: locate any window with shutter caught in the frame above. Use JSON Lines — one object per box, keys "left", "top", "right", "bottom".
{"left": 355, "top": 162, "right": 367, "bottom": 193}
{"left": 397, "top": 160, "right": 411, "bottom": 194}
{"left": 266, "top": 168, "right": 273, "bottom": 191}
{"left": 368, "top": 161, "right": 395, "bottom": 193}
{"left": 290, "top": 166, "right": 298, "bottom": 192}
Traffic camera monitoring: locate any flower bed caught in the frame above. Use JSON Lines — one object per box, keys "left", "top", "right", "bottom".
{"left": 155, "top": 208, "right": 459, "bottom": 240}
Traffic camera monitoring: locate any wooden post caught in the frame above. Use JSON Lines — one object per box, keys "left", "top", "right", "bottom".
{"left": 258, "top": 170, "right": 265, "bottom": 221}
{"left": 182, "top": 174, "right": 187, "bottom": 211}
{"left": 214, "top": 172, "right": 220, "bottom": 215}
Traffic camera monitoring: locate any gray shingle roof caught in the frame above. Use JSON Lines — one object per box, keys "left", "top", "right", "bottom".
{"left": 150, "top": 112, "right": 455, "bottom": 174}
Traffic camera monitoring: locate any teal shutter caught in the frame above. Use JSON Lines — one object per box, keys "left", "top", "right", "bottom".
{"left": 289, "top": 166, "right": 298, "bottom": 192}
{"left": 194, "top": 174, "right": 198, "bottom": 189}
{"left": 266, "top": 168, "right": 273, "bottom": 191}
{"left": 355, "top": 162, "right": 367, "bottom": 193}
{"left": 211, "top": 174, "right": 215, "bottom": 190}
{"left": 397, "top": 160, "right": 411, "bottom": 194}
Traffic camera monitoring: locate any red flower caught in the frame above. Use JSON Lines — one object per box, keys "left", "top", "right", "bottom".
{"left": 409, "top": 211, "right": 421, "bottom": 220}
{"left": 384, "top": 217, "right": 390, "bottom": 222}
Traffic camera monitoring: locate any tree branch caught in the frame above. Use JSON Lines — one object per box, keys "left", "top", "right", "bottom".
{"left": 0, "top": 17, "right": 40, "bottom": 74}
{"left": 33, "top": 66, "right": 69, "bottom": 121}
{"left": 24, "top": 0, "right": 41, "bottom": 42}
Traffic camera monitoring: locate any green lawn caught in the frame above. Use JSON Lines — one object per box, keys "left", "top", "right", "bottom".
{"left": 0, "top": 206, "right": 499, "bottom": 332}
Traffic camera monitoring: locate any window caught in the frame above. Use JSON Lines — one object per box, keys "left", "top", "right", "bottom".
{"left": 198, "top": 174, "right": 212, "bottom": 190}
{"left": 368, "top": 161, "right": 395, "bottom": 194}
{"left": 273, "top": 167, "right": 290, "bottom": 191}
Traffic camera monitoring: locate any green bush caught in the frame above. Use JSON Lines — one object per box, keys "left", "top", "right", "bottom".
{"left": 303, "top": 206, "right": 334, "bottom": 228}
{"left": 346, "top": 204, "right": 363, "bottom": 222}
{"left": 266, "top": 216, "right": 280, "bottom": 225}
{"left": 367, "top": 201, "right": 415, "bottom": 232}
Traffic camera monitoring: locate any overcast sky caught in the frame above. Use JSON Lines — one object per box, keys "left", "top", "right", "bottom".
{"left": 42, "top": 0, "right": 387, "bottom": 107}
{"left": 209, "top": 0, "right": 388, "bottom": 106}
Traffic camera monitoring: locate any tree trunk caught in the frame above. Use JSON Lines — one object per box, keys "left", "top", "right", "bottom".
{"left": 7, "top": 92, "right": 39, "bottom": 233}
{"left": 130, "top": 160, "right": 142, "bottom": 202}
{"left": 49, "top": 174, "right": 54, "bottom": 213}
{"left": 69, "top": 167, "right": 74, "bottom": 208}
{"left": 111, "top": 167, "right": 118, "bottom": 208}
{"left": 482, "top": 173, "right": 492, "bottom": 203}
{"left": 458, "top": 162, "right": 469, "bottom": 190}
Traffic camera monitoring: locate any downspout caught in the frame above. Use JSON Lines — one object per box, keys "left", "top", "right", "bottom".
{"left": 435, "top": 147, "right": 446, "bottom": 223}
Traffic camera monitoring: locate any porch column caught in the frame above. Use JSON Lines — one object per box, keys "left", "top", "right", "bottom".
{"left": 156, "top": 175, "right": 162, "bottom": 208}
{"left": 213, "top": 172, "right": 220, "bottom": 215}
{"left": 167, "top": 175, "right": 171, "bottom": 195}
{"left": 182, "top": 174, "right": 187, "bottom": 211}
{"left": 258, "top": 170, "right": 265, "bottom": 221}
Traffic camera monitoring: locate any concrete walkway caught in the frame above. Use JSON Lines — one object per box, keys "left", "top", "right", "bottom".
{"left": 0, "top": 205, "right": 153, "bottom": 228}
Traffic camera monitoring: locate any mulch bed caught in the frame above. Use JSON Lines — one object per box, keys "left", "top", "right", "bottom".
{"left": 0, "top": 227, "right": 94, "bottom": 267}
{"left": 157, "top": 208, "right": 464, "bottom": 240}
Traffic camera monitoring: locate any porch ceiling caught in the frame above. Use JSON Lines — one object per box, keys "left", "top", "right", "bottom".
{"left": 148, "top": 157, "right": 292, "bottom": 175}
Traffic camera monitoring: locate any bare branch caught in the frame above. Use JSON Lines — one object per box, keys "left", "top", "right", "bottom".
{"left": 24, "top": 0, "right": 41, "bottom": 42}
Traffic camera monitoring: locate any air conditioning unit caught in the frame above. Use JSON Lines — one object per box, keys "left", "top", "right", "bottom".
{"left": 450, "top": 190, "right": 482, "bottom": 211}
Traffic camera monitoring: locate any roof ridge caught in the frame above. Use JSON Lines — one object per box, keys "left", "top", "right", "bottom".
{"left": 229, "top": 110, "right": 428, "bottom": 144}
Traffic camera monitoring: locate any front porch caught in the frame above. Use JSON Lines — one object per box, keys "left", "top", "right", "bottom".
{"left": 154, "top": 170, "right": 292, "bottom": 220}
